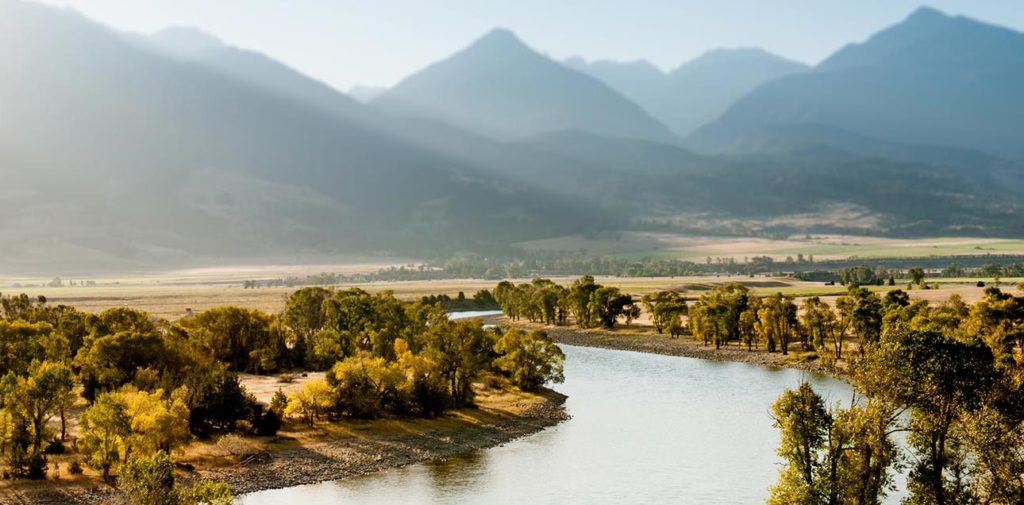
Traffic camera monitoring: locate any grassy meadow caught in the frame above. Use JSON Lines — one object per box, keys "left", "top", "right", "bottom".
{"left": 516, "top": 232, "right": 1024, "bottom": 261}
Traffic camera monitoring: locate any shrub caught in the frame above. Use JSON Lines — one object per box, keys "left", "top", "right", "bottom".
{"left": 119, "top": 452, "right": 177, "bottom": 505}
{"left": 43, "top": 438, "right": 65, "bottom": 455}
{"left": 27, "top": 454, "right": 47, "bottom": 480}
{"left": 180, "top": 479, "right": 233, "bottom": 505}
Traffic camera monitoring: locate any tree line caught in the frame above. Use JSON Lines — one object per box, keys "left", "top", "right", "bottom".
{"left": 768, "top": 285, "right": 1024, "bottom": 504}
{"left": 493, "top": 276, "right": 641, "bottom": 329}
{"left": 0, "top": 288, "right": 565, "bottom": 502}
{"left": 492, "top": 277, "right": 1024, "bottom": 503}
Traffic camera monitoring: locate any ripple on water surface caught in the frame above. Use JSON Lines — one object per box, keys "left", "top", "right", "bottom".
{"left": 240, "top": 345, "right": 904, "bottom": 505}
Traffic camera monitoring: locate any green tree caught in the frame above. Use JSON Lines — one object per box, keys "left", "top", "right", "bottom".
{"left": 567, "top": 276, "right": 600, "bottom": 328}
{"left": 1, "top": 361, "right": 75, "bottom": 456}
{"left": 802, "top": 297, "right": 846, "bottom": 361}
{"left": 641, "top": 291, "right": 688, "bottom": 335}
{"left": 421, "top": 319, "right": 494, "bottom": 407}
{"left": 768, "top": 383, "right": 830, "bottom": 504}
{"left": 836, "top": 287, "right": 882, "bottom": 356}
{"left": 941, "top": 263, "right": 965, "bottom": 278}
{"left": 589, "top": 286, "right": 635, "bottom": 329}
{"left": 182, "top": 364, "right": 254, "bottom": 436}
{"left": 493, "top": 329, "right": 565, "bottom": 391}
{"left": 180, "top": 307, "right": 284, "bottom": 374}
{"left": 757, "top": 293, "right": 798, "bottom": 355}
{"left": 76, "top": 331, "right": 168, "bottom": 402}
{"left": 0, "top": 320, "right": 50, "bottom": 377}
{"left": 858, "top": 328, "right": 997, "bottom": 505}
{"left": 79, "top": 392, "right": 132, "bottom": 480}
{"left": 908, "top": 268, "right": 926, "bottom": 287}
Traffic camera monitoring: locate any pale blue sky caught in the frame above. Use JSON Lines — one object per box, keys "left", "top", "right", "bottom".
{"left": 37, "top": 0, "right": 1024, "bottom": 91}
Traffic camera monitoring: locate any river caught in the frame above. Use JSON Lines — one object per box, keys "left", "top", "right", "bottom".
{"left": 240, "top": 339, "right": 905, "bottom": 504}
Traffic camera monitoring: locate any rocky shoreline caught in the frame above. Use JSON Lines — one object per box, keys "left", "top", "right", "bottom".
{"left": 205, "top": 391, "right": 569, "bottom": 497}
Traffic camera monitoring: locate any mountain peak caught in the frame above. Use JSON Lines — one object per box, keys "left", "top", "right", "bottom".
{"left": 151, "top": 26, "right": 225, "bottom": 56}
{"left": 904, "top": 6, "right": 950, "bottom": 25}
{"left": 465, "top": 28, "right": 532, "bottom": 55}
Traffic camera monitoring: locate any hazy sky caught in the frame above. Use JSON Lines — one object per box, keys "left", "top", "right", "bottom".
{"left": 36, "top": 0, "right": 1024, "bottom": 91}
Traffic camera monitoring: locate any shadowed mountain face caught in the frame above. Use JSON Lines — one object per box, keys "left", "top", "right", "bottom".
{"left": 0, "top": 1, "right": 597, "bottom": 272}
{"left": 1, "top": 1, "right": 1022, "bottom": 273}
{"left": 372, "top": 29, "right": 676, "bottom": 143}
{"left": 566, "top": 49, "right": 807, "bottom": 137}
{"left": 689, "top": 7, "right": 1024, "bottom": 162}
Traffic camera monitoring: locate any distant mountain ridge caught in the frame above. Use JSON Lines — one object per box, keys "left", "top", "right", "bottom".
{"left": 372, "top": 29, "right": 676, "bottom": 143}
{"left": 1, "top": 0, "right": 1023, "bottom": 273}
{"left": 689, "top": 7, "right": 1024, "bottom": 162}
{"left": 565, "top": 49, "right": 808, "bottom": 136}
{"left": 0, "top": 1, "right": 596, "bottom": 271}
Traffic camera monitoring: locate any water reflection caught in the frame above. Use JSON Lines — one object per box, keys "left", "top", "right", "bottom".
{"left": 241, "top": 345, "right": 903, "bottom": 505}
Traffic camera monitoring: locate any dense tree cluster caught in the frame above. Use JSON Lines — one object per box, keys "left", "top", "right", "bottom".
{"left": 769, "top": 286, "right": 1024, "bottom": 504}
{"left": 0, "top": 288, "right": 565, "bottom": 489}
{"left": 419, "top": 289, "right": 498, "bottom": 311}
{"left": 493, "top": 276, "right": 639, "bottom": 329}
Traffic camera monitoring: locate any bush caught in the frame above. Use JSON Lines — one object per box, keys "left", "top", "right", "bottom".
{"left": 180, "top": 479, "right": 234, "bottom": 505}
{"left": 119, "top": 452, "right": 177, "bottom": 505}
{"left": 250, "top": 405, "right": 282, "bottom": 436}
{"left": 213, "top": 434, "right": 262, "bottom": 460}
{"left": 27, "top": 454, "right": 47, "bottom": 480}
{"left": 43, "top": 438, "right": 65, "bottom": 455}
{"left": 68, "top": 460, "right": 83, "bottom": 475}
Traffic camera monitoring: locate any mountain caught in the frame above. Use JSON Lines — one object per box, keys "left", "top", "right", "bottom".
{"left": 689, "top": 8, "right": 1024, "bottom": 162}
{"left": 348, "top": 84, "right": 388, "bottom": 103}
{"left": 372, "top": 29, "right": 676, "bottom": 143}
{"left": 561, "top": 56, "right": 669, "bottom": 116}
{"left": 566, "top": 49, "right": 807, "bottom": 136}
{"left": 0, "top": 1, "right": 595, "bottom": 272}
{"left": 149, "top": 26, "right": 224, "bottom": 56}
{"left": 144, "top": 27, "right": 372, "bottom": 122}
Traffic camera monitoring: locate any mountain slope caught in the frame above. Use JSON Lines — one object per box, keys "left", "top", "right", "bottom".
{"left": 689, "top": 8, "right": 1024, "bottom": 161}
{"left": 372, "top": 29, "right": 675, "bottom": 143}
{"left": 0, "top": 1, "right": 595, "bottom": 272}
{"left": 566, "top": 49, "right": 807, "bottom": 136}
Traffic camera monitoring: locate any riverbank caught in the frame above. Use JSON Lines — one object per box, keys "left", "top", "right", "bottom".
{"left": 496, "top": 315, "right": 835, "bottom": 375}
{"left": 200, "top": 386, "right": 568, "bottom": 496}
{"left": 0, "top": 383, "right": 568, "bottom": 504}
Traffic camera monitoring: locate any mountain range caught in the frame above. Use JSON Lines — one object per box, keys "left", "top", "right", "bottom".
{"left": 1, "top": 1, "right": 1023, "bottom": 272}
{"left": 372, "top": 29, "right": 676, "bottom": 143}
{"left": 689, "top": 7, "right": 1024, "bottom": 162}
{"left": 565, "top": 48, "right": 808, "bottom": 137}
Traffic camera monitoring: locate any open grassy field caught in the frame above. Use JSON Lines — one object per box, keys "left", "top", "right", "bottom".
{"left": 516, "top": 232, "right": 1024, "bottom": 261}
{"left": 3, "top": 271, "right": 1015, "bottom": 320}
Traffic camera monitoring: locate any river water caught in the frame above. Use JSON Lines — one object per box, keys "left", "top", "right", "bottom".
{"left": 241, "top": 340, "right": 904, "bottom": 504}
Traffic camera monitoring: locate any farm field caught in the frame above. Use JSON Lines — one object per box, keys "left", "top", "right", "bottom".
{"left": 3, "top": 272, "right": 1014, "bottom": 320}
{"left": 516, "top": 232, "right": 1024, "bottom": 261}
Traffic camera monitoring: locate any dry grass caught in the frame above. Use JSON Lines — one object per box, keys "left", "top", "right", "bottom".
{"left": 3, "top": 271, "right": 1012, "bottom": 321}
{"left": 238, "top": 372, "right": 326, "bottom": 404}
{"left": 516, "top": 231, "right": 1024, "bottom": 261}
